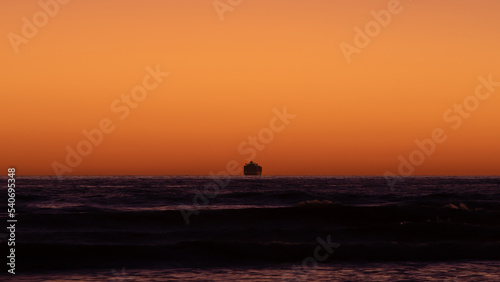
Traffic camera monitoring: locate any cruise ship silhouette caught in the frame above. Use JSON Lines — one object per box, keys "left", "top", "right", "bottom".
{"left": 244, "top": 161, "right": 262, "bottom": 175}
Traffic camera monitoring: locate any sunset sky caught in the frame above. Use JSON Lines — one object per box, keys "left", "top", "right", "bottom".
{"left": 1, "top": 0, "right": 499, "bottom": 176}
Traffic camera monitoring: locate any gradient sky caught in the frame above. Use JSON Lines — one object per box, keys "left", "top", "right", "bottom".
{"left": 1, "top": 0, "right": 499, "bottom": 175}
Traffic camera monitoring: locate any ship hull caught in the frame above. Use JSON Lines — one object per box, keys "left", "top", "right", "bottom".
{"left": 244, "top": 170, "right": 262, "bottom": 176}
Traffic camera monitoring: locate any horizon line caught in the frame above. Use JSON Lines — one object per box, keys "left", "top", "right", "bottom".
{"left": 4, "top": 174, "right": 500, "bottom": 177}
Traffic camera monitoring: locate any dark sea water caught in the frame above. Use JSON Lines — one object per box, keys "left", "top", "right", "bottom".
{"left": 1, "top": 176, "right": 499, "bottom": 281}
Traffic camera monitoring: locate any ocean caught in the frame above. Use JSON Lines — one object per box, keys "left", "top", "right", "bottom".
{"left": 1, "top": 176, "right": 499, "bottom": 281}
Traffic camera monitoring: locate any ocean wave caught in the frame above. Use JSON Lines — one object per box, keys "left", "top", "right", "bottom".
{"left": 7, "top": 240, "right": 500, "bottom": 271}
{"left": 296, "top": 199, "right": 336, "bottom": 207}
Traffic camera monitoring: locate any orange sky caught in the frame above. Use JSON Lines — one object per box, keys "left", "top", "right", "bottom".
{"left": 1, "top": 0, "right": 499, "bottom": 176}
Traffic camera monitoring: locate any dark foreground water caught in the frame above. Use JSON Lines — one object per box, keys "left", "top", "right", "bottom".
{"left": 1, "top": 176, "right": 499, "bottom": 281}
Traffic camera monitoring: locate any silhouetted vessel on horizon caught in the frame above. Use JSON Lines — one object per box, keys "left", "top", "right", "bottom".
{"left": 244, "top": 161, "right": 262, "bottom": 175}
